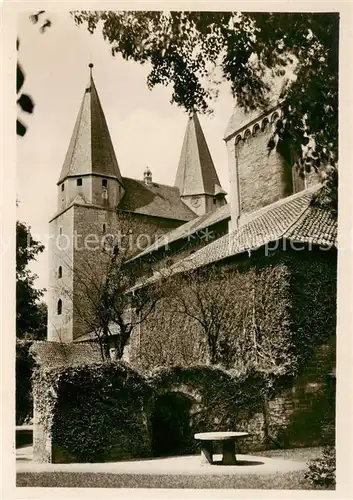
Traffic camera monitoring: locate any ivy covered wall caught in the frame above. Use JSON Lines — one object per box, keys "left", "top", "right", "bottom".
{"left": 33, "top": 362, "right": 154, "bottom": 463}
{"left": 131, "top": 246, "right": 337, "bottom": 376}
{"left": 31, "top": 245, "right": 336, "bottom": 462}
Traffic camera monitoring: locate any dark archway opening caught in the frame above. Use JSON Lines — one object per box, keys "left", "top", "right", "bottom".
{"left": 152, "top": 392, "right": 195, "bottom": 457}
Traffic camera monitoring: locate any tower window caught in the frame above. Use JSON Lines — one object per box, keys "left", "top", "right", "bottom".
{"left": 59, "top": 227, "right": 62, "bottom": 235}
{"left": 61, "top": 183, "right": 65, "bottom": 192}
{"left": 58, "top": 266, "right": 62, "bottom": 279}
{"left": 102, "top": 223, "right": 106, "bottom": 234}
{"left": 57, "top": 299, "right": 62, "bottom": 315}
{"left": 77, "top": 178, "right": 83, "bottom": 186}
{"left": 102, "top": 179, "right": 108, "bottom": 188}
{"left": 213, "top": 199, "right": 216, "bottom": 205}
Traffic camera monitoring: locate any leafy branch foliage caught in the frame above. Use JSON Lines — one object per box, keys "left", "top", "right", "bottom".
{"left": 73, "top": 11, "right": 338, "bottom": 211}
{"left": 17, "top": 41, "right": 34, "bottom": 137}
{"left": 17, "top": 12, "right": 52, "bottom": 136}
{"left": 16, "top": 221, "right": 47, "bottom": 339}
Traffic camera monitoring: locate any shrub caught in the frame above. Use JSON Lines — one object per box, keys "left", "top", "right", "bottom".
{"left": 33, "top": 361, "right": 154, "bottom": 463}
{"left": 304, "top": 446, "right": 336, "bottom": 488}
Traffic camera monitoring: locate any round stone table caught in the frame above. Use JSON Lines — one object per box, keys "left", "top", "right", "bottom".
{"left": 194, "top": 431, "right": 249, "bottom": 465}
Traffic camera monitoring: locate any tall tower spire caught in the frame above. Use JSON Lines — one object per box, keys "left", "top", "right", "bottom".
{"left": 56, "top": 64, "right": 124, "bottom": 211}
{"left": 48, "top": 65, "right": 125, "bottom": 344}
{"left": 175, "top": 112, "right": 226, "bottom": 216}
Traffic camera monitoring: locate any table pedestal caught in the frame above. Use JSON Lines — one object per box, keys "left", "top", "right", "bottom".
{"left": 200, "top": 441, "right": 213, "bottom": 465}
{"left": 221, "top": 439, "right": 236, "bottom": 465}
{"left": 195, "top": 431, "right": 248, "bottom": 466}
{"left": 200, "top": 440, "right": 237, "bottom": 465}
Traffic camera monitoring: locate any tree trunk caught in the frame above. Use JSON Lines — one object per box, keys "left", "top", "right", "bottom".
{"left": 102, "top": 324, "right": 110, "bottom": 361}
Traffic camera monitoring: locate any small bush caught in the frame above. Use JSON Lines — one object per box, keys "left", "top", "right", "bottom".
{"left": 304, "top": 446, "right": 336, "bottom": 488}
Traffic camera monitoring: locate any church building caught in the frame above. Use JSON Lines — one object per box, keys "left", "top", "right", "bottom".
{"left": 43, "top": 64, "right": 337, "bottom": 452}
{"left": 47, "top": 63, "right": 336, "bottom": 362}
{"left": 47, "top": 65, "right": 227, "bottom": 343}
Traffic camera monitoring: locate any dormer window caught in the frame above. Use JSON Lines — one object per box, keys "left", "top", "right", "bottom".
{"left": 102, "top": 179, "right": 108, "bottom": 188}
{"left": 61, "top": 184, "right": 65, "bottom": 192}
{"left": 77, "top": 178, "right": 83, "bottom": 186}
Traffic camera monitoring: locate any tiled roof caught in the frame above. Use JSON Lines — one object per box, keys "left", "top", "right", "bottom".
{"left": 131, "top": 186, "right": 337, "bottom": 290}
{"left": 58, "top": 75, "right": 123, "bottom": 184}
{"left": 285, "top": 205, "right": 337, "bottom": 247}
{"left": 129, "top": 202, "right": 230, "bottom": 261}
{"left": 175, "top": 113, "right": 225, "bottom": 197}
{"left": 118, "top": 177, "right": 197, "bottom": 222}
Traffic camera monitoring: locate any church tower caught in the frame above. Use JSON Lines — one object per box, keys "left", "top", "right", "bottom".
{"left": 47, "top": 65, "right": 124, "bottom": 343}
{"left": 224, "top": 102, "right": 321, "bottom": 231}
{"left": 175, "top": 112, "right": 227, "bottom": 216}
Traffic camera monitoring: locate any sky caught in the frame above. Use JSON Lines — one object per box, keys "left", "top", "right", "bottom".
{"left": 16, "top": 12, "right": 235, "bottom": 300}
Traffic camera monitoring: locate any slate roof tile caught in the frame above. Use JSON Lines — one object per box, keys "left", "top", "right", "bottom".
{"left": 175, "top": 113, "right": 225, "bottom": 196}
{"left": 130, "top": 202, "right": 230, "bottom": 260}
{"left": 118, "top": 177, "right": 197, "bottom": 222}
{"left": 58, "top": 75, "right": 123, "bottom": 184}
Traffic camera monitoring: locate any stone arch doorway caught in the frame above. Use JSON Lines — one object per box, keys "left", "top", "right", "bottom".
{"left": 152, "top": 392, "right": 196, "bottom": 457}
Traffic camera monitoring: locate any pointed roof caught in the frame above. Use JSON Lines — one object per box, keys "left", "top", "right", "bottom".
{"left": 175, "top": 112, "right": 225, "bottom": 197}
{"left": 58, "top": 65, "right": 123, "bottom": 184}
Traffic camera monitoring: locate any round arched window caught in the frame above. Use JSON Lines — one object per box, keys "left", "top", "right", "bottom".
{"left": 57, "top": 299, "right": 62, "bottom": 315}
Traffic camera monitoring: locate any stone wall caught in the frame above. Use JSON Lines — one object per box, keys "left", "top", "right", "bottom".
{"left": 236, "top": 125, "right": 292, "bottom": 215}
{"left": 49, "top": 201, "right": 186, "bottom": 342}
{"left": 268, "top": 338, "right": 336, "bottom": 448}
{"left": 130, "top": 247, "right": 336, "bottom": 451}
{"left": 148, "top": 351, "right": 335, "bottom": 455}
{"left": 31, "top": 338, "right": 335, "bottom": 463}
{"left": 225, "top": 110, "right": 321, "bottom": 229}
{"left": 47, "top": 208, "right": 75, "bottom": 343}
{"left": 133, "top": 247, "right": 336, "bottom": 372}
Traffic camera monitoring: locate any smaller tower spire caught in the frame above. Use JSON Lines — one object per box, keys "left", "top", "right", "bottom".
{"left": 175, "top": 112, "right": 226, "bottom": 215}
